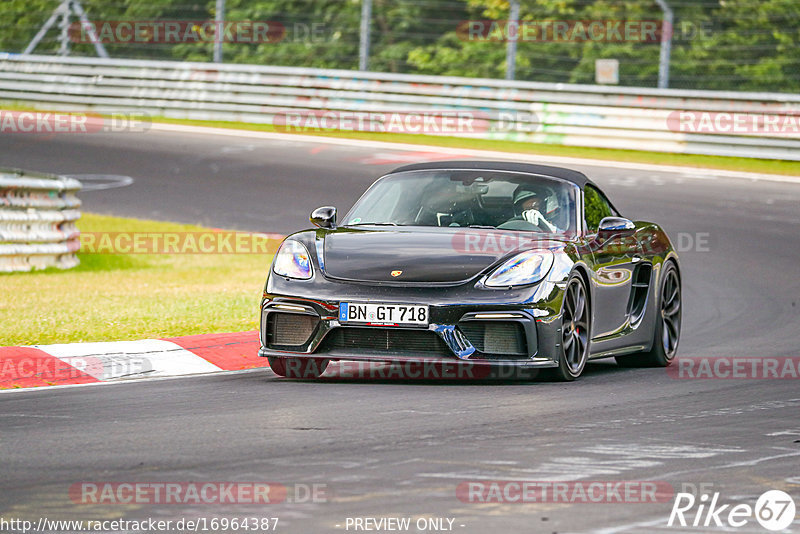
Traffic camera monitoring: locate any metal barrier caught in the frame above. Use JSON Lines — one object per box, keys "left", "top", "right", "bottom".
{"left": 1, "top": 53, "right": 799, "bottom": 160}
{"left": 0, "top": 168, "right": 81, "bottom": 272}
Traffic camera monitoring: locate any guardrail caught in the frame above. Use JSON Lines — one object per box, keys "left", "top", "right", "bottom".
{"left": 0, "top": 168, "right": 81, "bottom": 272}
{"left": 1, "top": 54, "right": 799, "bottom": 160}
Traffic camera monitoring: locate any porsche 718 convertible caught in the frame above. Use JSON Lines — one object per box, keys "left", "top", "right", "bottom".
{"left": 259, "top": 161, "right": 681, "bottom": 381}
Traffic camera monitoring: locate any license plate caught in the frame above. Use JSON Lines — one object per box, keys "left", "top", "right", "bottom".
{"left": 339, "top": 302, "right": 429, "bottom": 326}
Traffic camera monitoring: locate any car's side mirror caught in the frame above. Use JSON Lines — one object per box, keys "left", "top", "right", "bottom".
{"left": 597, "top": 216, "right": 636, "bottom": 239}
{"left": 310, "top": 206, "right": 337, "bottom": 229}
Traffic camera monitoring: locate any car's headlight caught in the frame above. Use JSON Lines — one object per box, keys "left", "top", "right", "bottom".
{"left": 273, "top": 240, "right": 313, "bottom": 280}
{"left": 485, "top": 249, "right": 554, "bottom": 287}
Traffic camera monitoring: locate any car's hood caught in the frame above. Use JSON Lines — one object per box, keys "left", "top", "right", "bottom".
{"left": 321, "top": 227, "right": 561, "bottom": 284}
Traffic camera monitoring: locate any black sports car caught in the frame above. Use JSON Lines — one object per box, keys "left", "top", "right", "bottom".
{"left": 259, "top": 161, "right": 681, "bottom": 381}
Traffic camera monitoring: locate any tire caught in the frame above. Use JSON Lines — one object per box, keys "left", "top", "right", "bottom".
{"left": 616, "top": 262, "right": 681, "bottom": 368}
{"left": 267, "top": 357, "right": 329, "bottom": 378}
{"left": 548, "top": 273, "right": 591, "bottom": 381}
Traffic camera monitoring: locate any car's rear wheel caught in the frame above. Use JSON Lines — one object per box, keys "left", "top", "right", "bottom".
{"left": 550, "top": 274, "right": 591, "bottom": 381}
{"left": 268, "top": 357, "right": 329, "bottom": 378}
{"left": 616, "top": 261, "right": 681, "bottom": 368}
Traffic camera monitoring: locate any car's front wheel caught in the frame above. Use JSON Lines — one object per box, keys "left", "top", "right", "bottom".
{"left": 617, "top": 261, "right": 681, "bottom": 368}
{"left": 550, "top": 273, "right": 591, "bottom": 381}
{"left": 268, "top": 357, "right": 329, "bottom": 378}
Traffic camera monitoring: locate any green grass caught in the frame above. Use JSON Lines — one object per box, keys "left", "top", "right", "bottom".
{"left": 0, "top": 213, "right": 271, "bottom": 346}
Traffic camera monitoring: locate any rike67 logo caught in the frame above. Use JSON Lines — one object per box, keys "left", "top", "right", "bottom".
{"left": 668, "top": 489, "right": 796, "bottom": 531}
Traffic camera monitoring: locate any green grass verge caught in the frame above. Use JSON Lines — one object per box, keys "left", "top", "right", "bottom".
{"left": 0, "top": 213, "right": 270, "bottom": 346}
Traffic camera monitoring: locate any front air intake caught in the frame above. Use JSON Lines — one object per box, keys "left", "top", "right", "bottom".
{"left": 323, "top": 327, "right": 451, "bottom": 355}
{"left": 265, "top": 313, "right": 320, "bottom": 348}
{"left": 458, "top": 321, "right": 528, "bottom": 357}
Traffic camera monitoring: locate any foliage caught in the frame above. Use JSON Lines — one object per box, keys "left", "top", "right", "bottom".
{"left": 0, "top": 0, "right": 797, "bottom": 91}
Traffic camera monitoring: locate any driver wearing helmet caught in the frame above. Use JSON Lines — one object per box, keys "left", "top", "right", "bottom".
{"left": 511, "top": 185, "right": 559, "bottom": 233}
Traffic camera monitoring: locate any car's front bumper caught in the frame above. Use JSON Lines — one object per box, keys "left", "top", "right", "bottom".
{"left": 258, "top": 276, "right": 565, "bottom": 368}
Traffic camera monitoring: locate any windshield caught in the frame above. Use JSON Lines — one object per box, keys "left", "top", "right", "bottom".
{"left": 344, "top": 169, "right": 578, "bottom": 236}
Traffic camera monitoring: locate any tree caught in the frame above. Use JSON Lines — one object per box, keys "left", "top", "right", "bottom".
{"left": 1, "top": 0, "right": 796, "bottom": 92}
{"left": 678, "top": 0, "right": 800, "bottom": 91}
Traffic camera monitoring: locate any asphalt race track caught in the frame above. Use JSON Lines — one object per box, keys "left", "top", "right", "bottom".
{"left": 1, "top": 129, "right": 799, "bottom": 533}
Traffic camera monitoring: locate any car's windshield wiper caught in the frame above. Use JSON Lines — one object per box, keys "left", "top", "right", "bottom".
{"left": 349, "top": 222, "right": 399, "bottom": 226}
{"left": 468, "top": 225, "right": 496, "bottom": 229}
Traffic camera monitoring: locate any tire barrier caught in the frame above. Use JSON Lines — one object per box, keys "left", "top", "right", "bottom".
{"left": 0, "top": 168, "right": 81, "bottom": 272}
